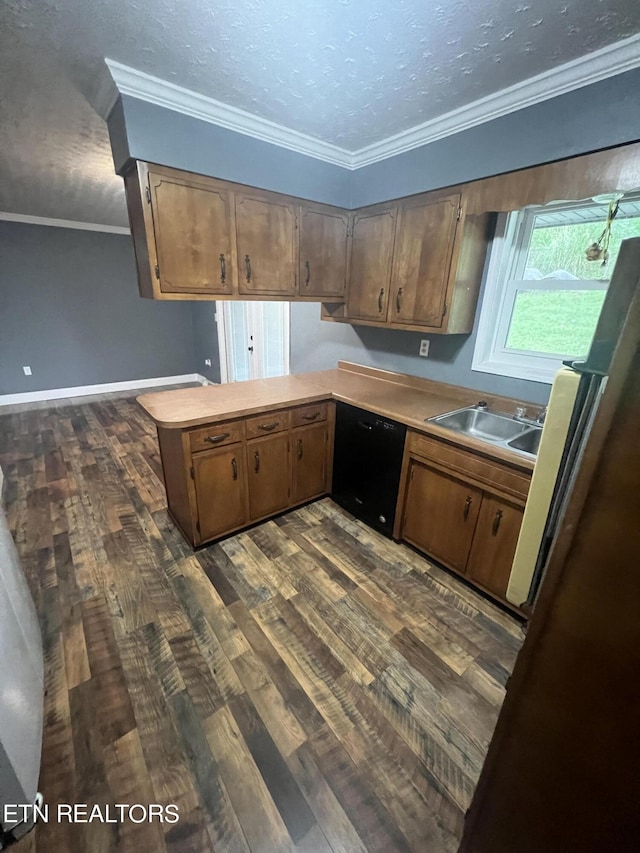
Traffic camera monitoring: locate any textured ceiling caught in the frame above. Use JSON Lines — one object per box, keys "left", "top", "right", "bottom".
{"left": 1, "top": 0, "right": 640, "bottom": 226}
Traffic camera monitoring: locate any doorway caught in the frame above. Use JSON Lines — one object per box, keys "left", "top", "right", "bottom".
{"left": 216, "top": 301, "right": 290, "bottom": 383}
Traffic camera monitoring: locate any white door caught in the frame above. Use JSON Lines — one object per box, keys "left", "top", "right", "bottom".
{"left": 217, "top": 301, "right": 290, "bottom": 383}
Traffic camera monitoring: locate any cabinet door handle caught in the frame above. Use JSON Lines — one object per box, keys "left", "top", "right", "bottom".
{"left": 302, "top": 411, "right": 320, "bottom": 421}
{"left": 463, "top": 496, "right": 472, "bottom": 520}
{"left": 258, "top": 422, "right": 278, "bottom": 431}
{"left": 254, "top": 450, "right": 260, "bottom": 473}
{"left": 245, "top": 254, "right": 252, "bottom": 282}
{"left": 378, "top": 288, "right": 385, "bottom": 313}
{"left": 492, "top": 509, "right": 503, "bottom": 536}
{"left": 231, "top": 457, "right": 238, "bottom": 480}
{"left": 204, "top": 433, "right": 229, "bottom": 444}
{"left": 297, "top": 438, "right": 303, "bottom": 460}
{"left": 219, "top": 253, "right": 226, "bottom": 284}
{"left": 396, "top": 287, "right": 403, "bottom": 313}
{"left": 305, "top": 260, "right": 310, "bottom": 287}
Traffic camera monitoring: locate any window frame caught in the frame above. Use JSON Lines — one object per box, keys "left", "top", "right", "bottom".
{"left": 473, "top": 205, "right": 612, "bottom": 385}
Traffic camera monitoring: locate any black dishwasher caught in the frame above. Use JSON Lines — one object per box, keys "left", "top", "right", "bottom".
{"left": 332, "top": 401, "right": 407, "bottom": 537}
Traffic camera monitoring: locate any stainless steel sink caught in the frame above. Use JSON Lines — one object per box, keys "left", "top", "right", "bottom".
{"left": 427, "top": 406, "right": 542, "bottom": 458}
{"left": 507, "top": 428, "right": 542, "bottom": 456}
{"left": 430, "top": 408, "right": 531, "bottom": 442}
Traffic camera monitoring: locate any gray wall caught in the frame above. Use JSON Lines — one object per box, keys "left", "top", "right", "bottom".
{"left": 109, "top": 95, "right": 350, "bottom": 208}
{"left": 191, "top": 303, "right": 222, "bottom": 384}
{"left": 350, "top": 67, "right": 640, "bottom": 206}
{"left": 0, "top": 221, "right": 198, "bottom": 395}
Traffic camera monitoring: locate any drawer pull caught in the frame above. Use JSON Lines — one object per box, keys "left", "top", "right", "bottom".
{"left": 492, "top": 509, "right": 503, "bottom": 535}
{"left": 302, "top": 411, "right": 320, "bottom": 421}
{"left": 396, "top": 287, "right": 403, "bottom": 313}
{"left": 258, "top": 422, "right": 279, "bottom": 431}
{"left": 254, "top": 450, "right": 260, "bottom": 473}
{"left": 378, "top": 288, "right": 385, "bottom": 313}
{"left": 245, "top": 254, "right": 252, "bottom": 282}
{"left": 297, "top": 438, "right": 303, "bottom": 460}
{"left": 219, "top": 253, "right": 226, "bottom": 284}
{"left": 463, "top": 495, "right": 472, "bottom": 520}
{"left": 204, "top": 433, "right": 230, "bottom": 444}
{"left": 305, "top": 260, "right": 310, "bottom": 287}
{"left": 231, "top": 457, "right": 238, "bottom": 480}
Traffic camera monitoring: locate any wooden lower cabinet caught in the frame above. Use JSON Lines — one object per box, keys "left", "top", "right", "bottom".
{"left": 402, "top": 462, "right": 482, "bottom": 572}
{"left": 193, "top": 446, "right": 248, "bottom": 541}
{"left": 160, "top": 402, "right": 333, "bottom": 547}
{"left": 292, "top": 423, "right": 328, "bottom": 504}
{"left": 466, "top": 495, "right": 524, "bottom": 598}
{"left": 399, "top": 434, "right": 530, "bottom": 607}
{"left": 247, "top": 433, "right": 291, "bottom": 520}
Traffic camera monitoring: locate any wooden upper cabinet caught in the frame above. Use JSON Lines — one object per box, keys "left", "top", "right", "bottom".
{"left": 298, "top": 205, "right": 350, "bottom": 299}
{"left": 347, "top": 208, "right": 397, "bottom": 321}
{"left": 390, "top": 193, "right": 461, "bottom": 328}
{"left": 466, "top": 495, "right": 524, "bottom": 598}
{"left": 148, "top": 169, "right": 234, "bottom": 296}
{"left": 235, "top": 192, "right": 297, "bottom": 297}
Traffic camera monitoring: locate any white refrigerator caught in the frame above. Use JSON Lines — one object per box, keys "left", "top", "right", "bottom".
{"left": 507, "top": 236, "right": 639, "bottom": 609}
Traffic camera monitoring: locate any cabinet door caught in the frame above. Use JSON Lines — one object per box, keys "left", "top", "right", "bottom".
{"left": 235, "top": 193, "right": 297, "bottom": 296}
{"left": 292, "top": 423, "right": 328, "bottom": 504}
{"left": 401, "top": 461, "right": 482, "bottom": 572}
{"left": 247, "top": 433, "right": 291, "bottom": 520}
{"left": 466, "top": 495, "right": 524, "bottom": 598}
{"left": 298, "top": 206, "right": 349, "bottom": 299}
{"left": 148, "top": 170, "right": 234, "bottom": 295}
{"left": 390, "top": 193, "right": 460, "bottom": 328}
{"left": 347, "top": 208, "right": 397, "bottom": 321}
{"left": 193, "top": 446, "right": 248, "bottom": 542}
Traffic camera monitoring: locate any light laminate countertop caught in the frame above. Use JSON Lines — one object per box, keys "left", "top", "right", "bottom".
{"left": 138, "top": 362, "right": 538, "bottom": 472}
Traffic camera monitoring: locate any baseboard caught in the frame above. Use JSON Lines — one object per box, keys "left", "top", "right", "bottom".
{"left": 0, "top": 374, "right": 208, "bottom": 407}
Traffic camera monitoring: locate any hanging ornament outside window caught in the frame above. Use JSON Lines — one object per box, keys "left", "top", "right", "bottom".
{"left": 585, "top": 196, "right": 622, "bottom": 266}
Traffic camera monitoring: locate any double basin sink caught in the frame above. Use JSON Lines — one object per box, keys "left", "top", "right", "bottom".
{"left": 427, "top": 406, "right": 542, "bottom": 458}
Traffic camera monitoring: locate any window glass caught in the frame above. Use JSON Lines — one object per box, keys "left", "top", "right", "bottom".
{"left": 506, "top": 289, "right": 607, "bottom": 356}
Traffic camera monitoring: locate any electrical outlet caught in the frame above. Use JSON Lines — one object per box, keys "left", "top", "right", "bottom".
{"left": 419, "top": 340, "right": 430, "bottom": 358}
{"left": 23, "top": 366, "right": 32, "bottom": 376}
{"left": 204, "top": 358, "right": 212, "bottom": 367}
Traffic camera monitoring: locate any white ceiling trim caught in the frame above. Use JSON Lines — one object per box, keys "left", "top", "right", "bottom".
{"left": 107, "top": 32, "right": 640, "bottom": 173}
{"left": 351, "top": 32, "right": 640, "bottom": 168}
{"left": 105, "top": 58, "right": 353, "bottom": 168}
{"left": 0, "top": 211, "right": 130, "bottom": 234}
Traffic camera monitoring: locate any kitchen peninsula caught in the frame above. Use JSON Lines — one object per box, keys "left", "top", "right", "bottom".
{"left": 139, "top": 362, "right": 539, "bottom": 610}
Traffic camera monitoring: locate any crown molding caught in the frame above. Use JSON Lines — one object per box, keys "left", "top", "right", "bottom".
{"left": 105, "top": 58, "right": 353, "bottom": 168}
{"left": 0, "top": 212, "right": 130, "bottom": 234}
{"left": 350, "top": 32, "right": 640, "bottom": 167}
{"left": 106, "top": 32, "right": 640, "bottom": 172}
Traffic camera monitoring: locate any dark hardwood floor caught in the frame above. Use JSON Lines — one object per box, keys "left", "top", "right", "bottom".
{"left": 0, "top": 390, "right": 523, "bottom": 852}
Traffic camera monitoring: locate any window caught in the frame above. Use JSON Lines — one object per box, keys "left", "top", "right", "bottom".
{"left": 473, "top": 196, "right": 640, "bottom": 383}
{"left": 216, "top": 302, "right": 290, "bottom": 383}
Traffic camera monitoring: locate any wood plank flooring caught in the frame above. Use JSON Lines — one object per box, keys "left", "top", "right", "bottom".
{"left": 0, "top": 390, "right": 523, "bottom": 852}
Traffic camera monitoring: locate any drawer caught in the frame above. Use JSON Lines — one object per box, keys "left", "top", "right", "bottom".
{"left": 245, "top": 410, "right": 290, "bottom": 439}
{"left": 408, "top": 430, "right": 531, "bottom": 502}
{"left": 291, "top": 402, "right": 328, "bottom": 428}
{"left": 189, "top": 420, "right": 245, "bottom": 453}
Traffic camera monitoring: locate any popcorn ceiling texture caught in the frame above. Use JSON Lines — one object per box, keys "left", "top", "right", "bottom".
{"left": 1, "top": 0, "right": 639, "bottom": 224}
